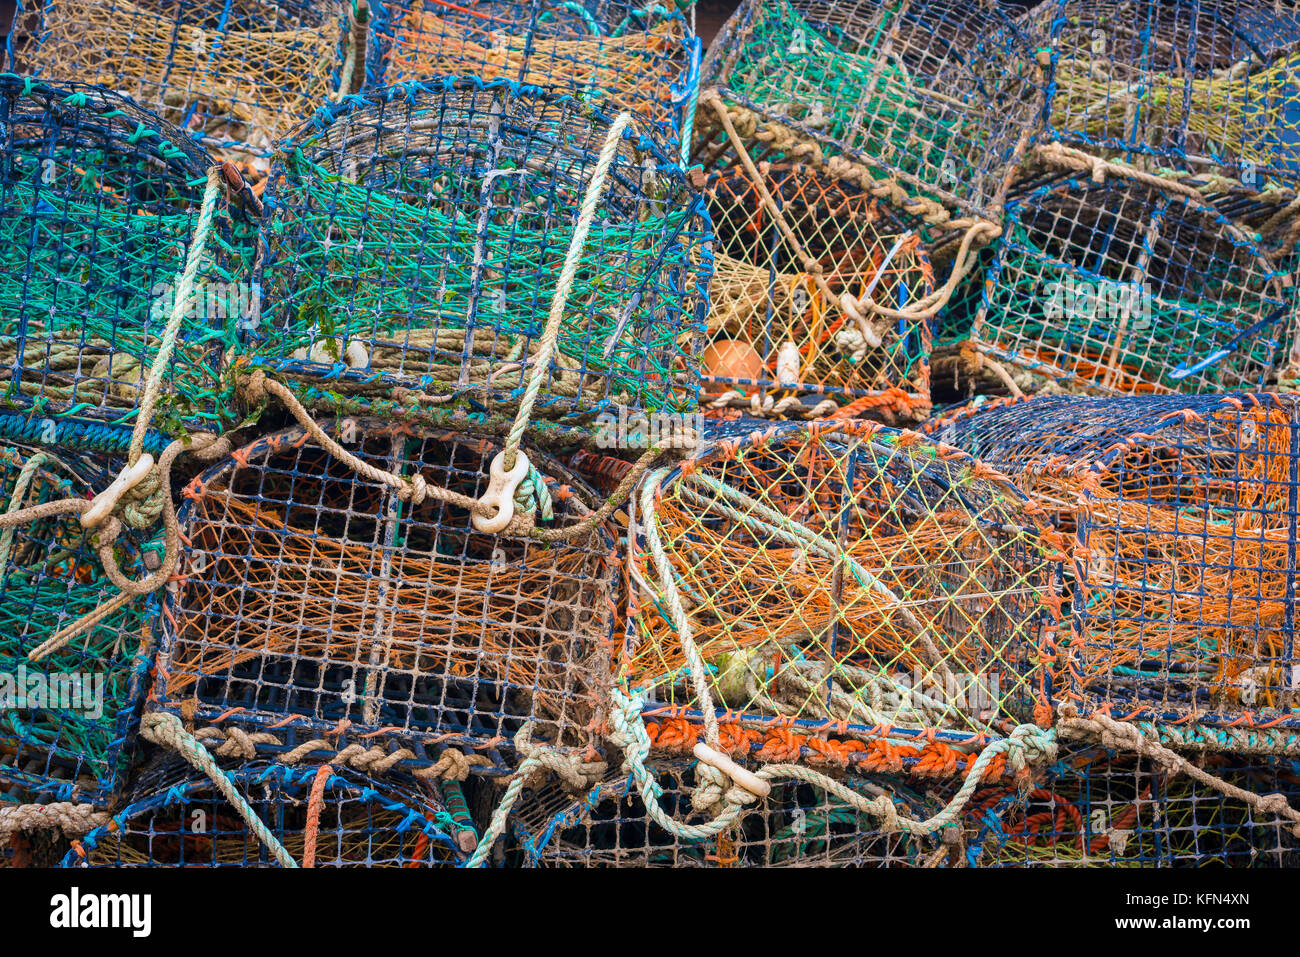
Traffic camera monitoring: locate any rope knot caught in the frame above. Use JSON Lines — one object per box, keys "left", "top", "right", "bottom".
{"left": 244, "top": 369, "right": 268, "bottom": 407}
{"left": 401, "top": 472, "right": 428, "bottom": 506}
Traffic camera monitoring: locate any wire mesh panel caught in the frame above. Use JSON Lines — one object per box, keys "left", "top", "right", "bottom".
{"left": 156, "top": 418, "right": 618, "bottom": 771}
{"left": 624, "top": 420, "right": 1063, "bottom": 765}
{"left": 924, "top": 392, "right": 1300, "bottom": 737}
{"left": 694, "top": 0, "right": 1043, "bottom": 226}
{"left": 968, "top": 746, "right": 1300, "bottom": 867}
{"left": 1034, "top": 0, "right": 1300, "bottom": 187}
{"left": 62, "top": 759, "right": 467, "bottom": 866}
{"left": 10, "top": 0, "right": 358, "bottom": 174}
{"left": 701, "top": 162, "right": 934, "bottom": 421}
{"left": 0, "top": 76, "right": 255, "bottom": 440}
{"left": 246, "top": 78, "right": 709, "bottom": 421}
{"left": 511, "top": 758, "right": 950, "bottom": 866}
{"left": 970, "top": 172, "right": 1294, "bottom": 394}
{"left": 0, "top": 447, "right": 155, "bottom": 805}
{"left": 368, "top": 0, "right": 700, "bottom": 151}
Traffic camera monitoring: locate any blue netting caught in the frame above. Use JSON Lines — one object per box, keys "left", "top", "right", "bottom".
{"left": 62, "top": 758, "right": 469, "bottom": 866}
{"left": 969, "top": 171, "right": 1294, "bottom": 394}
{"left": 967, "top": 744, "right": 1300, "bottom": 867}
{"left": 509, "top": 757, "right": 952, "bottom": 866}
{"left": 1032, "top": 0, "right": 1300, "bottom": 188}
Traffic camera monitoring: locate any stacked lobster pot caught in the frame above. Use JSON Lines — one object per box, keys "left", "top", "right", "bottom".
{"left": 922, "top": 392, "right": 1300, "bottom": 850}
{"left": 955, "top": 0, "right": 1300, "bottom": 397}
{"left": 692, "top": 0, "right": 1044, "bottom": 421}
{"left": 0, "top": 76, "right": 257, "bottom": 862}
{"left": 491, "top": 416, "right": 1071, "bottom": 867}
{"left": 124, "top": 22, "right": 712, "bottom": 867}
{"left": 8, "top": 0, "right": 364, "bottom": 179}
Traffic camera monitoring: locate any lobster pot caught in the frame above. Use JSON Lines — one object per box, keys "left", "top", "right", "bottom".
{"left": 156, "top": 419, "right": 617, "bottom": 770}
{"left": 694, "top": 0, "right": 1042, "bottom": 229}
{"left": 368, "top": 0, "right": 700, "bottom": 150}
{"left": 248, "top": 79, "right": 709, "bottom": 419}
{"left": 970, "top": 173, "right": 1293, "bottom": 395}
{"left": 925, "top": 393, "right": 1300, "bottom": 735}
{"left": 62, "top": 759, "right": 466, "bottom": 866}
{"left": 0, "top": 448, "right": 155, "bottom": 804}
{"left": 511, "top": 758, "right": 946, "bottom": 866}
{"left": 9, "top": 0, "right": 357, "bottom": 173}
{"left": 1032, "top": 0, "right": 1300, "bottom": 186}
{"left": 0, "top": 78, "right": 254, "bottom": 439}
{"left": 701, "top": 163, "right": 934, "bottom": 421}
{"left": 969, "top": 746, "right": 1300, "bottom": 867}
{"left": 624, "top": 420, "right": 1061, "bottom": 762}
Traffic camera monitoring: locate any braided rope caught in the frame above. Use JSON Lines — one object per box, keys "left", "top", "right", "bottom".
{"left": 139, "top": 713, "right": 298, "bottom": 868}
{"left": 0, "top": 802, "right": 111, "bottom": 840}
{"left": 129, "top": 167, "right": 225, "bottom": 467}
{"left": 502, "top": 111, "right": 635, "bottom": 474}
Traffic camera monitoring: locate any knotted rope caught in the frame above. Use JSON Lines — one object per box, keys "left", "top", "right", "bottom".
{"left": 140, "top": 712, "right": 298, "bottom": 868}
{"left": 0, "top": 801, "right": 111, "bottom": 840}
{"left": 1057, "top": 706, "right": 1300, "bottom": 838}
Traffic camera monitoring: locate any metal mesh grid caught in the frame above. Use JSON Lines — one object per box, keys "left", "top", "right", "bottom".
{"left": 1032, "top": 0, "right": 1300, "bottom": 186}
{"left": 156, "top": 417, "right": 618, "bottom": 766}
{"left": 968, "top": 745, "right": 1300, "bottom": 867}
{"left": 511, "top": 758, "right": 949, "bottom": 866}
{"left": 9, "top": 0, "right": 355, "bottom": 174}
{"left": 970, "top": 172, "right": 1294, "bottom": 394}
{"left": 0, "top": 75, "right": 255, "bottom": 437}
{"left": 694, "top": 0, "right": 1044, "bottom": 224}
{"left": 924, "top": 392, "right": 1300, "bottom": 733}
{"left": 623, "top": 420, "right": 1062, "bottom": 758}
{"left": 367, "top": 0, "right": 700, "bottom": 150}
{"left": 63, "top": 758, "right": 468, "bottom": 866}
{"left": 701, "top": 162, "right": 934, "bottom": 419}
{"left": 245, "top": 77, "right": 710, "bottom": 419}
{"left": 0, "top": 446, "right": 155, "bottom": 804}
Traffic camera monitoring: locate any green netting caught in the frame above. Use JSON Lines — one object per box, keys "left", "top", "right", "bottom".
{"left": 0, "top": 447, "right": 153, "bottom": 803}
{"left": 0, "top": 76, "right": 256, "bottom": 438}
{"left": 247, "top": 78, "right": 710, "bottom": 420}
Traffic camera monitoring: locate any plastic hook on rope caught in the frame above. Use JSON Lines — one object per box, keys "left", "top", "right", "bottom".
{"left": 472, "top": 450, "right": 531, "bottom": 534}
{"left": 692, "top": 741, "right": 772, "bottom": 799}
{"left": 81, "top": 455, "right": 154, "bottom": 529}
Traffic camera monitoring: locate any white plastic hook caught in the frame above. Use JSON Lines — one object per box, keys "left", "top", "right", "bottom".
{"left": 472, "top": 450, "right": 531, "bottom": 534}
{"left": 693, "top": 741, "right": 772, "bottom": 799}
{"left": 81, "top": 455, "right": 154, "bottom": 529}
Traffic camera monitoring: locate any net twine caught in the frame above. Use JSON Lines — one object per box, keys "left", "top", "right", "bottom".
{"left": 0, "top": 165, "right": 243, "bottom": 655}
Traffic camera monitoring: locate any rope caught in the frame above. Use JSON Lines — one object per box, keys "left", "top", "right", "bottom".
{"left": 1057, "top": 707, "right": 1300, "bottom": 838}
{"left": 0, "top": 451, "right": 58, "bottom": 579}
{"left": 129, "top": 166, "right": 224, "bottom": 467}
{"left": 703, "top": 92, "right": 998, "bottom": 330}
{"left": 140, "top": 712, "right": 299, "bottom": 868}
{"left": 0, "top": 801, "right": 111, "bottom": 839}
{"left": 501, "top": 111, "right": 634, "bottom": 475}
{"left": 301, "top": 763, "right": 335, "bottom": 868}
{"left": 187, "top": 724, "right": 492, "bottom": 782}
{"left": 245, "top": 370, "right": 664, "bottom": 544}
{"left": 600, "top": 689, "right": 1055, "bottom": 842}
